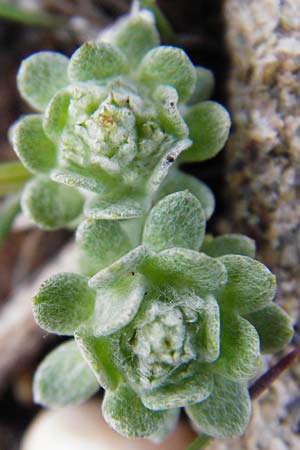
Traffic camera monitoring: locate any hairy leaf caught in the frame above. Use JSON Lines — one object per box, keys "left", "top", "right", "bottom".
{"left": 218, "top": 254, "right": 276, "bottom": 314}
{"left": 17, "top": 51, "right": 69, "bottom": 111}
{"left": 102, "top": 384, "right": 169, "bottom": 438}
{"left": 186, "top": 376, "right": 251, "bottom": 438}
{"left": 143, "top": 191, "right": 206, "bottom": 252}
{"left": 21, "top": 175, "right": 84, "bottom": 230}
{"left": 138, "top": 46, "right": 196, "bottom": 101}
{"left": 11, "top": 115, "right": 56, "bottom": 173}
{"left": 33, "top": 340, "right": 98, "bottom": 407}
{"left": 202, "top": 234, "right": 256, "bottom": 258}
{"left": 68, "top": 42, "right": 128, "bottom": 82}
{"left": 245, "top": 304, "right": 294, "bottom": 353}
{"left": 33, "top": 272, "right": 95, "bottom": 335}
{"left": 76, "top": 218, "right": 131, "bottom": 276}
{"left": 181, "top": 101, "right": 230, "bottom": 162}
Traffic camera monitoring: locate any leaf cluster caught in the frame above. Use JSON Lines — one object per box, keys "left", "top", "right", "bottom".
{"left": 5, "top": 3, "right": 294, "bottom": 447}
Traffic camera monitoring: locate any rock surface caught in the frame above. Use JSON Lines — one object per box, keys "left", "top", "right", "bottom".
{"left": 222, "top": 1, "right": 300, "bottom": 449}
{"left": 224, "top": 0, "right": 300, "bottom": 322}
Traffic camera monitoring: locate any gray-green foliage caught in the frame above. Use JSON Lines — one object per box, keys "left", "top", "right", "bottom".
{"left": 33, "top": 190, "right": 293, "bottom": 442}
{"left": 9, "top": 7, "right": 230, "bottom": 230}
{"left": 8, "top": 2, "right": 294, "bottom": 447}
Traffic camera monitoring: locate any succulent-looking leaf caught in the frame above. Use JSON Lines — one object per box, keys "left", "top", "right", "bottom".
{"left": 43, "top": 89, "right": 71, "bottom": 142}
{"left": 33, "top": 272, "right": 95, "bottom": 335}
{"left": 146, "top": 138, "right": 192, "bottom": 194}
{"left": 155, "top": 169, "right": 215, "bottom": 220}
{"left": 33, "top": 340, "right": 98, "bottom": 407}
{"left": 102, "top": 384, "right": 170, "bottom": 438}
{"left": 51, "top": 166, "right": 108, "bottom": 195}
{"left": 186, "top": 376, "right": 251, "bottom": 438}
{"left": 76, "top": 218, "right": 131, "bottom": 276}
{"left": 188, "top": 66, "right": 215, "bottom": 105}
{"left": 141, "top": 363, "right": 213, "bottom": 410}
{"left": 212, "top": 313, "right": 260, "bottom": 381}
{"left": 103, "top": 11, "right": 160, "bottom": 67}
{"left": 197, "top": 295, "right": 220, "bottom": 363}
{"left": 218, "top": 254, "right": 276, "bottom": 315}
{"left": 143, "top": 191, "right": 206, "bottom": 252}
{"left": 143, "top": 248, "right": 227, "bottom": 295}
{"left": 10, "top": 115, "right": 57, "bottom": 173}
{"left": 181, "top": 101, "right": 231, "bottom": 162}
{"left": 17, "top": 51, "right": 69, "bottom": 111}
{"left": 92, "top": 273, "right": 147, "bottom": 336}
{"left": 153, "top": 85, "right": 188, "bottom": 138}
{"left": 202, "top": 234, "right": 256, "bottom": 258}
{"left": 138, "top": 46, "right": 196, "bottom": 101}
{"left": 68, "top": 42, "right": 128, "bottom": 82}
{"left": 84, "top": 195, "right": 145, "bottom": 220}
{"left": 75, "top": 326, "right": 121, "bottom": 391}
{"left": 245, "top": 304, "right": 294, "bottom": 353}
{"left": 89, "top": 245, "right": 148, "bottom": 288}
{"left": 21, "top": 176, "right": 84, "bottom": 230}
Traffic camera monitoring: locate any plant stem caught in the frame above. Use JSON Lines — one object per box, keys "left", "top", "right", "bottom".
{"left": 0, "top": 161, "right": 31, "bottom": 196}
{"left": 186, "top": 434, "right": 212, "bottom": 450}
{"left": 0, "top": 2, "right": 65, "bottom": 28}
{"left": 249, "top": 347, "right": 300, "bottom": 400}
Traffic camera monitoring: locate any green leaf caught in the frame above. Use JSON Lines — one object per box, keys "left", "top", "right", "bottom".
{"left": 10, "top": 115, "right": 57, "bottom": 174}
{"left": 143, "top": 191, "right": 206, "bottom": 252}
{"left": 149, "top": 408, "right": 179, "bottom": 443}
{"left": 21, "top": 175, "right": 84, "bottom": 230}
{"left": 105, "top": 11, "right": 160, "bottom": 67}
{"left": 0, "top": 195, "right": 20, "bottom": 242}
{"left": 147, "top": 138, "right": 192, "bottom": 194}
{"left": 75, "top": 325, "right": 121, "bottom": 391}
{"left": 89, "top": 245, "right": 148, "bottom": 288}
{"left": 68, "top": 42, "right": 128, "bottom": 82}
{"left": 17, "top": 51, "right": 69, "bottom": 111}
{"left": 33, "top": 340, "right": 98, "bottom": 407}
{"left": 84, "top": 195, "right": 145, "bottom": 220}
{"left": 32, "top": 272, "right": 95, "bottom": 335}
{"left": 76, "top": 218, "right": 131, "bottom": 277}
{"left": 181, "top": 101, "right": 231, "bottom": 162}
{"left": 143, "top": 248, "right": 227, "bottom": 295}
{"left": 43, "top": 89, "right": 71, "bottom": 142}
{"left": 153, "top": 85, "right": 188, "bottom": 138}
{"left": 218, "top": 255, "right": 276, "bottom": 315}
{"left": 138, "top": 46, "right": 196, "bottom": 101}
{"left": 141, "top": 363, "right": 213, "bottom": 410}
{"left": 155, "top": 169, "right": 215, "bottom": 220}
{"left": 202, "top": 234, "right": 256, "bottom": 258}
{"left": 196, "top": 295, "right": 220, "bottom": 363}
{"left": 92, "top": 273, "right": 147, "bottom": 336}
{"left": 188, "top": 67, "right": 215, "bottom": 105}
{"left": 212, "top": 313, "right": 260, "bottom": 381}
{"left": 186, "top": 376, "right": 251, "bottom": 439}
{"left": 102, "top": 384, "right": 168, "bottom": 438}
{"left": 245, "top": 304, "right": 294, "bottom": 353}
{"left": 51, "top": 166, "right": 108, "bottom": 195}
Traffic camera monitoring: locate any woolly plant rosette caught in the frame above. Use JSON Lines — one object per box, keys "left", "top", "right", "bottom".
{"left": 7, "top": 3, "right": 294, "bottom": 447}
{"left": 9, "top": 9, "right": 230, "bottom": 230}
{"left": 32, "top": 191, "right": 293, "bottom": 441}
